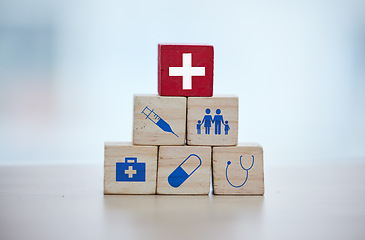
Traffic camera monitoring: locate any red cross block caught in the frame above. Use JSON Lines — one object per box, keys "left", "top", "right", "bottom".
{"left": 158, "top": 44, "right": 214, "bottom": 97}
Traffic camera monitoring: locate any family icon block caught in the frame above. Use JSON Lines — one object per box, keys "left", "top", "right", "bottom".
{"left": 197, "top": 108, "right": 230, "bottom": 135}
{"left": 104, "top": 44, "right": 264, "bottom": 196}
{"left": 187, "top": 96, "right": 238, "bottom": 146}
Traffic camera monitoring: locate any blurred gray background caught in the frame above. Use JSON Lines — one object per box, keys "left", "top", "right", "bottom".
{"left": 0, "top": 0, "right": 364, "bottom": 166}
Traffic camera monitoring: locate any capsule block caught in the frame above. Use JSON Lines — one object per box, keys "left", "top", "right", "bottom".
{"left": 157, "top": 146, "right": 211, "bottom": 195}
{"left": 104, "top": 142, "right": 158, "bottom": 194}
{"left": 212, "top": 144, "right": 264, "bottom": 195}
{"left": 133, "top": 95, "right": 186, "bottom": 145}
{"left": 187, "top": 96, "right": 238, "bottom": 146}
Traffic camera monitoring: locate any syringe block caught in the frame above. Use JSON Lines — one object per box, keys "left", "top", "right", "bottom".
{"left": 133, "top": 95, "right": 186, "bottom": 146}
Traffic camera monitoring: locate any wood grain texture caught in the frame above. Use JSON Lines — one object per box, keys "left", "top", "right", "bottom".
{"left": 133, "top": 94, "right": 186, "bottom": 145}
{"left": 213, "top": 144, "right": 264, "bottom": 195}
{"left": 157, "top": 146, "right": 211, "bottom": 195}
{"left": 3, "top": 164, "right": 365, "bottom": 240}
{"left": 187, "top": 96, "right": 238, "bottom": 146}
{"left": 104, "top": 142, "right": 158, "bottom": 194}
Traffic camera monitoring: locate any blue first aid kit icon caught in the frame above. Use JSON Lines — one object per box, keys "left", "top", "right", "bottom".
{"left": 116, "top": 157, "right": 146, "bottom": 182}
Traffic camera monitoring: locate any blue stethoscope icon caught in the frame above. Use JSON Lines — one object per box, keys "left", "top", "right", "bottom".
{"left": 225, "top": 155, "right": 254, "bottom": 188}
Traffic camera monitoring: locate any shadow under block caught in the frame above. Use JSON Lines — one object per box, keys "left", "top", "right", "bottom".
{"left": 157, "top": 146, "right": 211, "bottom": 195}
{"left": 212, "top": 144, "right": 264, "bottom": 195}
{"left": 104, "top": 142, "right": 158, "bottom": 194}
{"left": 133, "top": 95, "right": 186, "bottom": 145}
{"left": 187, "top": 96, "right": 238, "bottom": 146}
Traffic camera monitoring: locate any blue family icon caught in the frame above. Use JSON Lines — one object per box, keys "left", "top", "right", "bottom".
{"left": 197, "top": 108, "right": 230, "bottom": 135}
{"left": 116, "top": 157, "right": 146, "bottom": 182}
{"left": 224, "top": 121, "right": 230, "bottom": 135}
{"left": 225, "top": 155, "right": 254, "bottom": 188}
{"left": 168, "top": 154, "right": 202, "bottom": 188}
{"left": 141, "top": 106, "right": 179, "bottom": 137}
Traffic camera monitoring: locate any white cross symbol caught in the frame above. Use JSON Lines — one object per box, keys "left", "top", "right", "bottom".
{"left": 169, "top": 53, "right": 205, "bottom": 90}
{"left": 125, "top": 166, "right": 137, "bottom": 178}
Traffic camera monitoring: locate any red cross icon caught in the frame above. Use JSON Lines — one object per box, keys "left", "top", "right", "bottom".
{"left": 158, "top": 44, "right": 214, "bottom": 97}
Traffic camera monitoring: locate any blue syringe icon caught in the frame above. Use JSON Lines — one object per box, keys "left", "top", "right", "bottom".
{"left": 141, "top": 106, "right": 179, "bottom": 138}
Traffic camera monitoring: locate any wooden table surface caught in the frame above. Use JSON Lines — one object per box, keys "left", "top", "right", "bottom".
{"left": 0, "top": 163, "right": 364, "bottom": 240}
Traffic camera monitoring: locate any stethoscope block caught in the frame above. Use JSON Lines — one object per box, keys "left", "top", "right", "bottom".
{"left": 212, "top": 145, "right": 264, "bottom": 195}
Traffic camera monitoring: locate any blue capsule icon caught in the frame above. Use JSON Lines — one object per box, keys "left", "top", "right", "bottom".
{"left": 168, "top": 154, "right": 202, "bottom": 188}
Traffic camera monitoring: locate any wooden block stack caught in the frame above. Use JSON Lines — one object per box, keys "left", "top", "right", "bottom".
{"left": 104, "top": 44, "right": 264, "bottom": 195}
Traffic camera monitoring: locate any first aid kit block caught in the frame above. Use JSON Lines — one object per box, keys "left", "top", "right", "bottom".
{"left": 157, "top": 146, "right": 211, "bottom": 195}
{"left": 212, "top": 144, "right": 264, "bottom": 195}
{"left": 116, "top": 157, "right": 146, "bottom": 182}
{"left": 104, "top": 142, "right": 158, "bottom": 195}
{"left": 187, "top": 95, "right": 238, "bottom": 146}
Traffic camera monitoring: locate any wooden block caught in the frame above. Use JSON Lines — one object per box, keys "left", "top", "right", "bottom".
{"left": 157, "top": 146, "right": 211, "bottom": 195}
{"left": 133, "top": 95, "right": 186, "bottom": 145}
{"left": 104, "top": 142, "right": 158, "bottom": 194}
{"left": 212, "top": 144, "right": 264, "bottom": 195}
{"left": 187, "top": 95, "right": 238, "bottom": 146}
{"left": 158, "top": 44, "right": 214, "bottom": 97}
